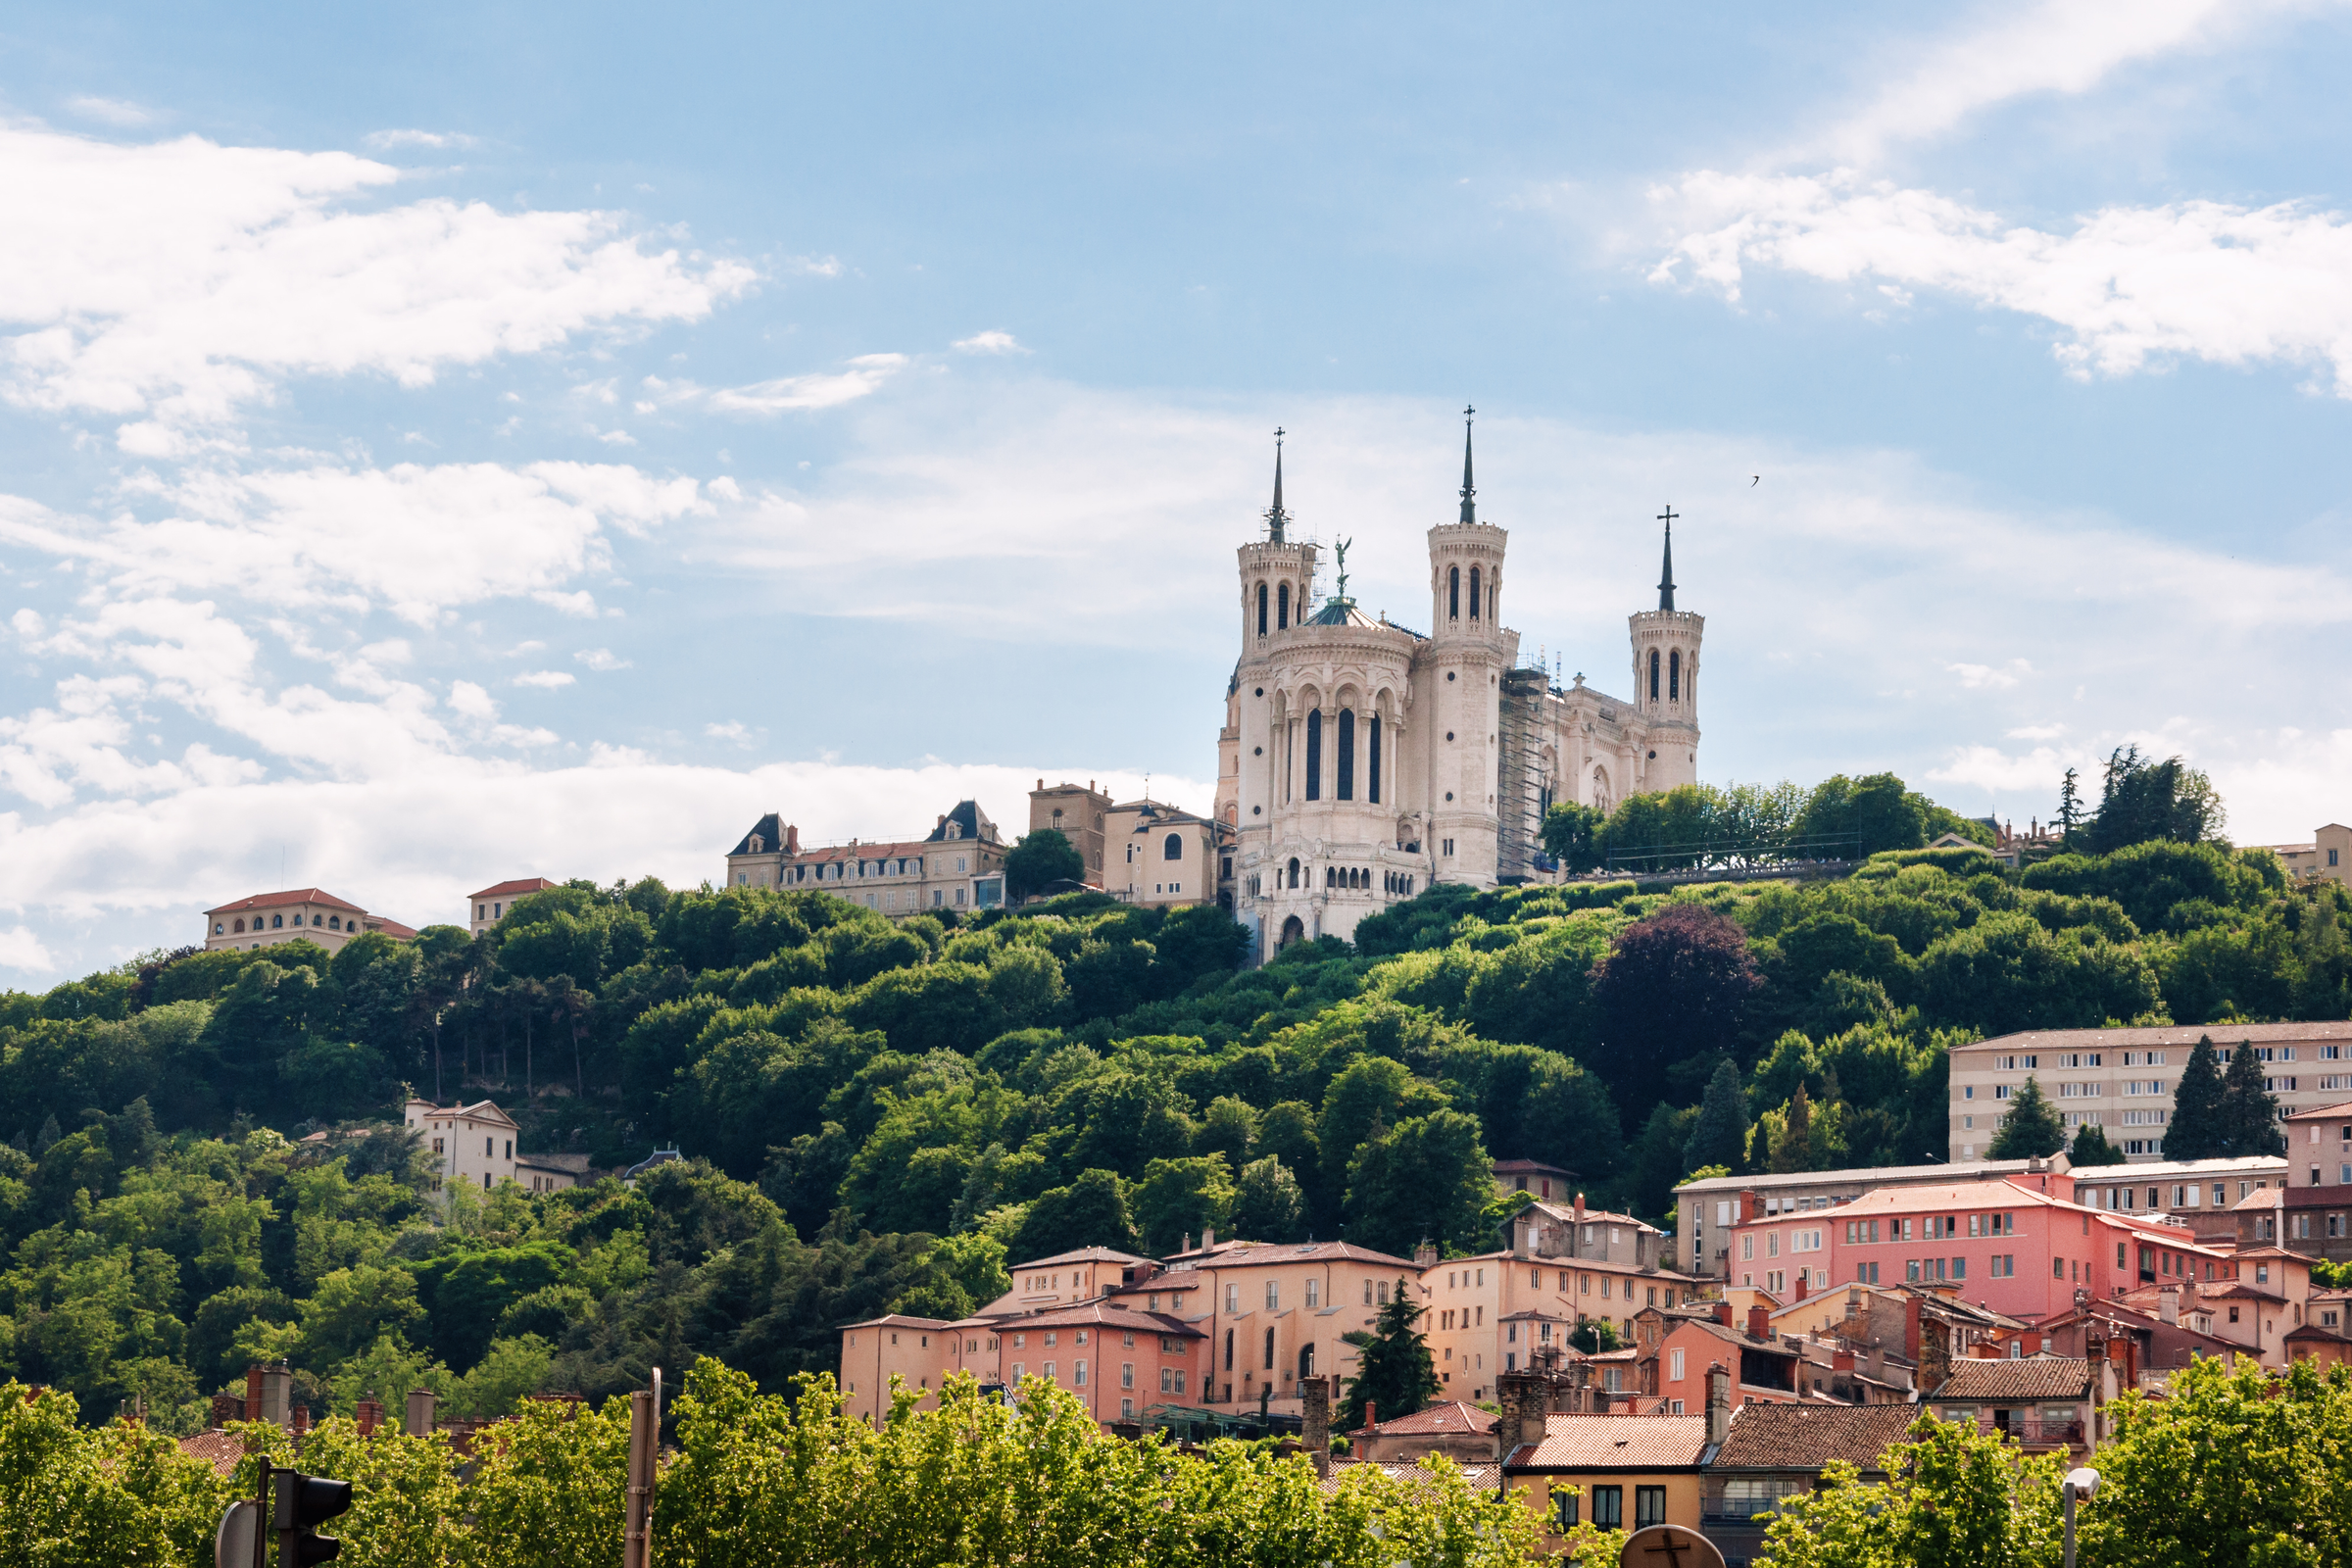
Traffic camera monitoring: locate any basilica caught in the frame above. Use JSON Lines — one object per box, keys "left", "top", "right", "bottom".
{"left": 1214, "top": 415, "right": 1703, "bottom": 960}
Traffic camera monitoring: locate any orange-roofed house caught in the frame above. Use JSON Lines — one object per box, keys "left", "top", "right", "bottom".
{"left": 470, "top": 878, "right": 559, "bottom": 935}
{"left": 1348, "top": 1399, "right": 1498, "bottom": 1463}
{"left": 204, "top": 889, "right": 413, "bottom": 954}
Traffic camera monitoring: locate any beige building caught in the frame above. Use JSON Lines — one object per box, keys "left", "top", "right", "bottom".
{"left": 1106, "top": 797, "right": 1236, "bottom": 911}
{"left": 1218, "top": 420, "right": 1703, "bottom": 961}
{"left": 205, "top": 887, "right": 416, "bottom": 954}
{"left": 723, "top": 800, "right": 1007, "bottom": 916}
{"left": 2269, "top": 823, "right": 2352, "bottom": 888}
{"left": 402, "top": 1099, "right": 581, "bottom": 1198}
{"left": 1674, "top": 1157, "right": 2072, "bottom": 1280}
{"left": 1028, "top": 780, "right": 1113, "bottom": 886}
{"left": 469, "top": 877, "right": 557, "bottom": 936}
{"left": 1948, "top": 1022, "right": 2352, "bottom": 1162}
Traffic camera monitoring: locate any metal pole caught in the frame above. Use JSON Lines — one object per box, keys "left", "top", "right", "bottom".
{"left": 2063, "top": 1483, "right": 2077, "bottom": 1568}
{"left": 622, "top": 1371, "right": 661, "bottom": 1568}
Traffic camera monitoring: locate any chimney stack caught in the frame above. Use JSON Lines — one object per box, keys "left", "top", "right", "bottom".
{"left": 1714, "top": 1300, "right": 1734, "bottom": 1328}
{"left": 262, "top": 1363, "right": 292, "bottom": 1429}
{"left": 1202, "top": 1225, "right": 1216, "bottom": 1250}
{"left": 1181, "top": 1232, "right": 1193, "bottom": 1254}
{"left": 210, "top": 1392, "right": 242, "bottom": 1431}
{"left": 1832, "top": 1348, "right": 1855, "bottom": 1373}
{"left": 405, "top": 1388, "right": 438, "bottom": 1439}
{"left": 246, "top": 1364, "right": 264, "bottom": 1424}
{"left": 291, "top": 1402, "right": 311, "bottom": 1438}
{"left": 1705, "top": 1363, "right": 1731, "bottom": 1445}
{"left": 1903, "top": 1294, "right": 1923, "bottom": 1363}
{"left": 1745, "top": 1304, "right": 1771, "bottom": 1341}
{"left": 1574, "top": 1192, "right": 1587, "bottom": 1226}
{"left": 1414, "top": 1240, "right": 1439, "bottom": 1268}
{"left": 356, "top": 1397, "right": 383, "bottom": 1439}
{"left": 1299, "top": 1376, "right": 1332, "bottom": 1478}
{"left": 1794, "top": 1272, "right": 1809, "bottom": 1302}
{"left": 2159, "top": 1286, "right": 2180, "bottom": 1325}
{"left": 1364, "top": 1399, "right": 1377, "bottom": 1433}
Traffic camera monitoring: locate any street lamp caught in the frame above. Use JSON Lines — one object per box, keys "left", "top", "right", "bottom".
{"left": 2062, "top": 1467, "right": 2100, "bottom": 1568}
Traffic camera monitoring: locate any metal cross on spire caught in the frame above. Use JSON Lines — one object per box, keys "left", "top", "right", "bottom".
{"left": 1656, "top": 504, "right": 1679, "bottom": 611}
{"left": 1458, "top": 405, "right": 1477, "bottom": 525}
{"left": 1263, "top": 426, "right": 1291, "bottom": 542}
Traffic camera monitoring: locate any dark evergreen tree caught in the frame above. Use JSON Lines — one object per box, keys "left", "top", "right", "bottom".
{"left": 1683, "top": 1058, "right": 1749, "bottom": 1177}
{"left": 1004, "top": 828, "right": 1086, "bottom": 900}
{"left": 1336, "top": 1279, "right": 1440, "bottom": 1431}
{"left": 2057, "top": 767, "right": 2083, "bottom": 843}
{"left": 1988, "top": 1076, "right": 2065, "bottom": 1158}
{"left": 2162, "top": 1035, "right": 2227, "bottom": 1160}
{"left": 2219, "top": 1042, "right": 2286, "bottom": 1156}
{"left": 2068, "top": 1122, "right": 2127, "bottom": 1166}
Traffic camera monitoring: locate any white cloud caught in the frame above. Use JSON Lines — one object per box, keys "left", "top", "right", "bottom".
{"left": 0, "top": 124, "right": 756, "bottom": 438}
{"left": 513, "top": 671, "right": 575, "bottom": 689}
{"left": 1651, "top": 172, "right": 2352, "bottom": 394}
{"left": 953, "top": 330, "right": 1028, "bottom": 355}
{"left": 1815, "top": 0, "right": 2320, "bottom": 164}
{"left": 0, "top": 927, "right": 57, "bottom": 970}
{"left": 658, "top": 353, "right": 908, "bottom": 416}
{"left": 1950, "top": 659, "right": 2034, "bottom": 689}
{"left": 705, "top": 721, "right": 748, "bottom": 741}
{"left": 0, "top": 461, "right": 708, "bottom": 625}
{"left": 362, "top": 128, "right": 480, "bottom": 150}
{"left": 67, "top": 96, "right": 158, "bottom": 128}
{"left": 2006, "top": 722, "right": 2067, "bottom": 740}
{"left": 574, "top": 648, "right": 631, "bottom": 671}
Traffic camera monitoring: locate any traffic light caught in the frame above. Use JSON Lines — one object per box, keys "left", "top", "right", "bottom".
{"left": 271, "top": 1469, "right": 354, "bottom": 1565}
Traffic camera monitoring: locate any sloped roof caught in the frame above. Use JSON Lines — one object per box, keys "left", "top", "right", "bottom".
{"left": 1356, "top": 1400, "right": 1498, "bottom": 1439}
{"left": 838, "top": 1312, "right": 956, "bottom": 1331}
{"left": 1155, "top": 1240, "right": 1417, "bottom": 1270}
{"left": 1929, "top": 1356, "right": 2093, "bottom": 1402}
{"left": 1011, "top": 1247, "right": 1155, "bottom": 1270}
{"left": 996, "top": 1300, "right": 1204, "bottom": 1339}
{"left": 729, "top": 813, "right": 788, "bottom": 857}
{"left": 926, "top": 799, "right": 1000, "bottom": 845}
{"left": 368, "top": 917, "right": 418, "bottom": 941}
{"left": 206, "top": 887, "right": 366, "bottom": 915}
{"left": 1711, "top": 1403, "right": 1918, "bottom": 1472}
{"left": 177, "top": 1430, "right": 245, "bottom": 1479}
{"left": 1509, "top": 1414, "right": 1709, "bottom": 1471}
{"left": 470, "top": 877, "right": 558, "bottom": 900}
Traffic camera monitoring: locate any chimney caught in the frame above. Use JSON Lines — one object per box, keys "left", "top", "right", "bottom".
{"left": 1574, "top": 1192, "right": 1587, "bottom": 1225}
{"left": 1364, "top": 1399, "right": 1377, "bottom": 1433}
{"left": 1512, "top": 1214, "right": 1531, "bottom": 1260}
{"left": 405, "top": 1388, "right": 438, "bottom": 1439}
{"left": 246, "top": 1364, "right": 264, "bottom": 1425}
{"left": 1745, "top": 1304, "right": 1771, "bottom": 1341}
{"left": 1201, "top": 1225, "right": 1215, "bottom": 1250}
{"left": 210, "top": 1392, "right": 242, "bottom": 1431}
{"left": 1794, "top": 1272, "right": 1809, "bottom": 1302}
{"left": 786, "top": 824, "right": 801, "bottom": 854}
{"left": 1903, "top": 1294, "right": 1923, "bottom": 1363}
{"left": 291, "top": 1402, "right": 310, "bottom": 1438}
{"left": 356, "top": 1397, "right": 383, "bottom": 1439}
{"left": 1832, "top": 1348, "right": 1855, "bottom": 1373}
{"left": 1739, "top": 1189, "right": 1757, "bottom": 1224}
{"left": 1037, "top": 778, "right": 1044, "bottom": 790}
{"left": 1299, "top": 1376, "right": 1332, "bottom": 1478}
{"left": 1714, "top": 1300, "right": 1734, "bottom": 1328}
{"left": 2158, "top": 1286, "right": 2180, "bottom": 1325}
{"left": 1181, "top": 1232, "right": 1193, "bottom": 1254}
{"left": 1414, "top": 1240, "right": 1439, "bottom": 1268}
{"left": 1705, "top": 1363, "right": 1731, "bottom": 1445}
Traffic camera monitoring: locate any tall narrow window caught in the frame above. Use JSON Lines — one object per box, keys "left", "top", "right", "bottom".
{"left": 1448, "top": 566, "right": 1459, "bottom": 619}
{"left": 1469, "top": 565, "right": 1482, "bottom": 620}
{"left": 1277, "top": 583, "right": 1290, "bottom": 629}
{"left": 1649, "top": 649, "right": 1660, "bottom": 702}
{"left": 1367, "top": 714, "right": 1383, "bottom": 804}
{"left": 1305, "top": 710, "right": 1322, "bottom": 800}
{"left": 1669, "top": 649, "right": 1681, "bottom": 701}
{"left": 1256, "top": 582, "right": 1268, "bottom": 636}
{"left": 1263, "top": 1327, "right": 1275, "bottom": 1369}
{"left": 1337, "top": 710, "right": 1355, "bottom": 799}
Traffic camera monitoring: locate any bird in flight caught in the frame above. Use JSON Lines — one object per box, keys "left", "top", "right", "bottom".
{"left": 1751, "top": 474, "right": 1760, "bottom": 486}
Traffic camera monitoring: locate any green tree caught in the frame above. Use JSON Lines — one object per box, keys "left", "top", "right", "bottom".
{"left": 2219, "top": 1040, "right": 2286, "bottom": 1156}
{"left": 1231, "top": 1155, "right": 1306, "bottom": 1243}
{"left": 1540, "top": 802, "right": 1605, "bottom": 874}
{"left": 1987, "top": 1076, "right": 2065, "bottom": 1158}
{"left": 1130, "top": 1155, "right": 1237, "bottom": 1255}
{"left": 1343, "top": 1109, "right": 1493, "bottom": 1259}
{"left": 2085, "top": 745, "right": 2227, "bottom": 853}
{"left": 1683, "top": 1058, "right": 1749, "bottom": 1175}
{"left": 1011, "top": 1168, "right": 1138, "bottom": 1258}
{"left": 1337, "top": 1283, "right": 1439, "bottom": 1431}
{"left": 2162, "top": 1034, "right": 2228, "bottom": 1160}
{"left": 1758, "top": 1411, "right": 2060, "bottom": 1568}
{"left": 2068, "top": 1122, "right": 2127, "bottom": 1166}
{"left": 1004, "top": 829, "right": 1087, "bottom": 900}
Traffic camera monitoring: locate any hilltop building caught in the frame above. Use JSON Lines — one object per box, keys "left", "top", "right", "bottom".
{"left": 1219, "top": 416, "right": 1703, "bottom": 959}
{"left": 204, "top": 888, "right": 415, "bottom": 954}
{"left": 722, "top": 800, "right": 1007, "bottom": 916}
{"left": 469, "top": 877, "right": 558, "bottom": 936}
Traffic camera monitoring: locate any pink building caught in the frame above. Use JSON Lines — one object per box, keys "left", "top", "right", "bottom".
{"left": 1720, "top": 1175, "right": 2234, "bottom": 1322}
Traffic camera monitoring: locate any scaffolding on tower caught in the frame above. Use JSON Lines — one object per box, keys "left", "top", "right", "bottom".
{"left": 1495, "top": 667, "right": 1552, "bottom": 884}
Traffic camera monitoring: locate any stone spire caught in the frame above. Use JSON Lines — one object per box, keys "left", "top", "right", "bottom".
{"left": 1656, "top": 505, "right": 1678, "bottom": 611}
{"left": 1263, "top": 427, "right": 1291, "bottom": 543}
{"left": 1457, "top": 406, "right": 1477, "bottom": 524}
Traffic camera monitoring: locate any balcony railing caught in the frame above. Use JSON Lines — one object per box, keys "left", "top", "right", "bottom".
{"left": 1700, "top": 1498, "right": 1798, "bottom": 1524}
{"left": 1982, "top": 1416, "right": 2084, "bottom": 1446}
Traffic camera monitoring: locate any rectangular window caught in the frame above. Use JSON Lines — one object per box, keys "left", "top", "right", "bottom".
{"left": 1670, "top": 1348, "right": 1685, "bottom": 1382}
{"left": 1265, "top": 1281, "right": 1280, "bottom": 1311}
{"left": 1160, "top": 1367, "right": 1173, "bottom": 1393}
{"left": 1074, "top": 1360, "right": 1087, "bottom": 1386}
{"left": 1305, "top": 1279, "right": 1320, "bottom": 1308}
{"left": 1636, "top": 1487, "right": 1668, "bottom": 1530}
{"left": 1552, "top": 1488, "right": 1580, "bottom": 1532}
{"left": 1592, "top": 1487, "right": 1624, "bottom": 1531}
{"left": 1227, "top": 1285, "right": 1240, "bottom": 1314}
{"left": 1122, "top": 1363, "right": 1134, "bottom": 1389}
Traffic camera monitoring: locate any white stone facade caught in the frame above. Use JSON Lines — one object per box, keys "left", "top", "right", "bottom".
{"left": 1217, "top": 422, "right": 1703, "bottom": 961}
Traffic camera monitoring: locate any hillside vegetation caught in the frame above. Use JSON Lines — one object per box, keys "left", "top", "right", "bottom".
{"left": 1, "top": 782, "right": 2345, "bottom": 1429}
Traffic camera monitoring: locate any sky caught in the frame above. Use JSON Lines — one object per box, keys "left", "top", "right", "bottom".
{"left": 3, "top": 1, "right": 2351, "bottom": 984}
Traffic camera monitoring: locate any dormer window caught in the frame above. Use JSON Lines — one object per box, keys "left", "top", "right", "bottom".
{"left": 749, "top": 834, "right": 764, "bottom": 854}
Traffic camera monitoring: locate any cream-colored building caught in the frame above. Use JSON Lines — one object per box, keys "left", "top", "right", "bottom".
{"left": 722, "top": 800, "right": 1008, "bottom": 916}
{"left": 205, "top": 888, "right": 416, "bottom": 954}
{"left": 2269, "top": 823, "right": 2352, "bottom": 889}
{"left": 1029, "top": 780, "right": 1113, "bottom": 886}
{"left": 469, "top": 877, "right": 557, "bottom": 937}
{"left": 1218, "top": 420, "right": 1703, "bottom": 960}
{"left": 402, "top": 1098, "right": 580, "bottom": 1198}
{"left": 1106, "top": 797, "right": 1235, "bottom": 911}
{"left": 1949, "top": 1022, "right": 2352, "bottom": 1162}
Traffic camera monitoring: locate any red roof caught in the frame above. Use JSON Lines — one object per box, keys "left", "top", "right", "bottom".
{"left": 1354, "top": 1400, "right": 1497, "bottom": 1439}
{"left": 370, "top": 917, "right": 418, "bottom": 941}
{"left": 205, "top": 888, "right": 366, "bottom": 916}
{"left": 178, "top": 1430, "right": 245, "bottom": 1478}
{"left": 1507, "top": 1414, "right": 1710, "bottom": 1471}
{"left": 470, "top": 877, "right": 558, "bottom": 901}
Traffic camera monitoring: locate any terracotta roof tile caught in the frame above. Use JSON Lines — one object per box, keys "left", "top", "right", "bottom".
{"left": 205, "top": 887, "right": 367, "bottom": 915}
{"left": 469, "top": 878, "right": 558, "bottom": 900}
{"left": 1508, "top": 1414, "right": 1709, "bottom": 1470}
{"left": 1929, "top": 1356, "right": 2094, "bottom": 1402}
{"left": 1354, "top": 1400, "right": 1498, "bottom": 1438}
{"left": 1711, "top": 1403, "right": 1919, "bottom": 1471}
{"left": 177, "top": 1430, "right": 246, "bottom": 1478}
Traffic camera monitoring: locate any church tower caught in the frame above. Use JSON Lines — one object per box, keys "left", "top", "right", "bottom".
{"left": 1237, "top": 430, "right": 1317, "bottom": 651}
{"left": 1424, "top": 409, "right": 1516, "bottom": 886}
{"left": 1626, "top": 507, "right": 1702, "bottom": 793}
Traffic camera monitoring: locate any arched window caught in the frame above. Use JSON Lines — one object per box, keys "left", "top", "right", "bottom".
{"left": 271, "top": 914, "right": 283, "bottom": 929}
{"left": 1648, "top": 649, "right": 1660, "bottom": 703}
{"left": 1448, "top": 565, "right": 1459, "bottom": 619}
{"left": 232, "top": 918, "right": 244, "bottom": 933}
{"left": 1264, "top": 1326, "right": 1276, "bottom": 1369}
{"left": 1367, "top": 713, "right": 1383, "bottom": 804}
{"left": 1163, "top": 832, "right": 1183, "bottom": 860}
{"left": 1670, "top": 648, "right": 1681, "bottom": 702}
{"left": 1287, "top": 857, "right": 1300, "bottom": 889}
{"left": 1324, "top": 866, "right": 1334, "bottom": 888}
{"left": 1337, "top": 709, "right": 1355, "bottom": 800}
{"left": 1299, "top": 1343, "right": 1316, "bottom": 1378}
{"left": 1305, "top": 710, "right": 1323, "bottom": 800}
{"left": 1278, "top": 582, "right": 1290, "bottom": 629}
{"left": 1256, "top": 582, "right": 1268, "bottom": 636}
{"left": 1280, "top": 913, "right": 1304, "bottom": 948}
{"left": 1469, "top": 565, "right": 1481, "bottom": 620}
